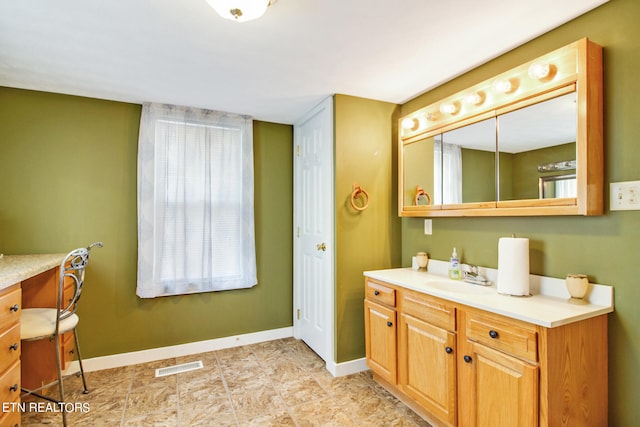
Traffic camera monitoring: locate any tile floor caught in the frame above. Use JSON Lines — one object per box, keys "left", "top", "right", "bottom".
{"left": 21, "top": 338, "right": 431, "bottom": 426}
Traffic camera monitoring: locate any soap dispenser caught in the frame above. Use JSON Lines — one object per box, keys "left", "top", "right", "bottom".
{"left": 449, "top": 247, "right": 461, "bottom": 280}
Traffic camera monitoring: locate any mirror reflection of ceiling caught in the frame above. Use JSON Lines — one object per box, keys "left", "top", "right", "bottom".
{"left": 439, "top": 92, "right": 577, "bottom": 154}
{"left": 0, "top": 1, "right": 608, "bottom": 124}
{"left": 499, "top": 92, "right": 577, "bottom": 153}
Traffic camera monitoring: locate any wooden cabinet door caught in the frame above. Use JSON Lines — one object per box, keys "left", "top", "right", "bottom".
{"left": 399, "top": 313, "right": 457, "bottom": 426}
{"left": 462, "top": 341, "right": 538, "bottom": 427}
{"left": 364, "top": 299, "right": 397, "bottom": 384}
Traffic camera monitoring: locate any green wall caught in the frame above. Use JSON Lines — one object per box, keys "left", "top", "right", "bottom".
{"left": 401, "top": 0, "right": 640, "bottom": 424}
{"left": 508, "top": 142, "right": 576, "bottom": 200}
{"left": 334, "top": 94, "right": 401, "bottom": 362}
{"left": 0, "top": 87, "right": 294, "bottom": 357}
{"left": 461, "top": 148, "right": 495, "bottom": 203}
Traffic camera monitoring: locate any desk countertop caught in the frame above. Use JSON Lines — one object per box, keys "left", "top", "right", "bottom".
{"left": 0, "top": 254, "right": 66, "bottom": 291}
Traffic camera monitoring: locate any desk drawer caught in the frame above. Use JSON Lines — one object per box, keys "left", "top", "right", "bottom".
{"left": 366, "top": 279, "right": 396, "bottom": 307}
{"left": 0, "top": 287, "right": 21, "bottom": 331}
{"left": 466, "top": 312, "right": 537, "bottom": 362}
{"left": 0, "top": 361, "right": 20, "bottom": 405}
{"left": 0, "top": 408, "right": 20, "bottom": 427}
{"left": 0, "top": 324, "right": 21, "bottom": 369}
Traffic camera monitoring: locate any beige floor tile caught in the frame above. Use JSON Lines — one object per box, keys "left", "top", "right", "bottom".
{"left": 228, "top": 386, "right": 287, "bottom": 423}
{"left": 123, "top": 410, "right": 178, "bottom": 426}
{"left": 273, "top": 374, "right": 329, "bottom": 407}
{"left": 291, "top": 397, "right": 356, "bottom": 426}
{"left": 124, "top": 385, "right": 178, "bottom": 418}
{"left": 22, "top": 338, "right": 431, "bottom": 426}
{"left": 180, "top": 399, "right": 237, "bottom": 426}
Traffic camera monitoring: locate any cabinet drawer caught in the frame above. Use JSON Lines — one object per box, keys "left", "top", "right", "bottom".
{"left": 401, "top": 290, "right": 455, "bottom": 331}
{"left": 0, "top": 324, "right": 21, "bottom": 369}
{"left": 0, "top": 361, "right": 20, "bottom": 405}
{"left": 0, "top": 408, "right": 20, "bottom": 427}
{"left": 366, "top": 279, "right": 396, "bottom": 307}
{"left": 0, "top": 287, "right": 21, "bottom": 331}
{"left": 466, "top": 312, "right": 537, "bottom": 362}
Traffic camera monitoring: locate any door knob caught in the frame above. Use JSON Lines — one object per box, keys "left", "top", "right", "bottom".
{"left": 316, "top": 243, "right": 326, "bottom": 251}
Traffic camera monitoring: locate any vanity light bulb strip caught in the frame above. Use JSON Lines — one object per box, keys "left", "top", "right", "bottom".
{"left": 528, "top": 62, "right": 551, "bottom": 80}
{"left": 537, "top": 159, "right": 576, "bottom": 172}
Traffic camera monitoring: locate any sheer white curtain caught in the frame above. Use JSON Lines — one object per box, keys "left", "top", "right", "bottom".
{"left": 434, "top": 141, "right": 463, "bottom": 204}
{"left": 555, "top": 176, "right": 577, "bottom": 198}
{"left": 137, "top": 103, "right": 256, "bottom": 298}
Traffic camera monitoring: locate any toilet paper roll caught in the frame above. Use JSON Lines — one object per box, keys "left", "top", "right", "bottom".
{"left": 497, "top": 237, "right": 530, "bottom": 296}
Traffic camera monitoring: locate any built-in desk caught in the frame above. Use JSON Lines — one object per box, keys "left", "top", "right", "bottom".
{"left": 0, "top": 253, "right": 66, "bottom": 427}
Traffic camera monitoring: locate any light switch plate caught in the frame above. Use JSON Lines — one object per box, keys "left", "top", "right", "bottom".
{"left": 424, "top": 219, "right": 432, "bottom": 235}
{"left": 610, "top": 181, "right": 640, "bottom": 210}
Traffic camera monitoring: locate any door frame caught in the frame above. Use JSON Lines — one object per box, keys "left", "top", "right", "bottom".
{"left": 292, "top": 95, "right": 335, "bottom": 369}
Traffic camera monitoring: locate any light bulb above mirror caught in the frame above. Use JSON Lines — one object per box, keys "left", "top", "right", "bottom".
{"left": 401, "top": 117, "right": 419, "bottom": 131}
{"left": 439, "top": 101, "right": 460, "bottom": 115}
{"left": 464, "top": 91, "right": 485, "bottom": 106}
{"left": 528, "top": 61, "right": 552, "bottom": 80}
{"left": 492, "top": 78, "right": 513, "bottom": 94}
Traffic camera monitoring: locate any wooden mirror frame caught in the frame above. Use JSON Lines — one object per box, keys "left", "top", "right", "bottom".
{"left": 398, "top": 38, "right": 603, "bottom": 217}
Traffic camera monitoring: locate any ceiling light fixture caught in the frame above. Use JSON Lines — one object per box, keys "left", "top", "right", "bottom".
{"left": 207, "top": 0, "right": 276, "bottom": 22}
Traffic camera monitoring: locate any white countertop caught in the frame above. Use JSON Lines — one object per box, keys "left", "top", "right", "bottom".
{"left": 0, "top": 253, "right": 66, "bottom": 291}
{"left": 364, "top": 262, "right": 614, "bottom": 328}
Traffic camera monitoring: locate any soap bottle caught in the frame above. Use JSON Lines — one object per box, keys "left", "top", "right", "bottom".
{"left": 449, "top": 247, "right": 461, "bottom": 280}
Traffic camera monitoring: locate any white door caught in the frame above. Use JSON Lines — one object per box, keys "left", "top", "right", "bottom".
{"left": 293, "top": 96, "right": 334, "bottom": 365}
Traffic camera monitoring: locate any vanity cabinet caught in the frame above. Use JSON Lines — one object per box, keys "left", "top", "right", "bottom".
{"left": 364, "top": 277, "right": 609, "bottom": 427}
{"left": 457, "top": 310, "right": 539, "bottom": 427}
{"left": 364, "top": 279, "right": 397, "bottom": 384}
{"left": 398, "top": 290, "right": 457, "bottom": 426}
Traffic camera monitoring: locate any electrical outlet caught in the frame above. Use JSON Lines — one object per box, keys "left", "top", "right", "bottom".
{"left": 424, "top": 219, "right": 432, "bottom": 235}
{"left": 610, "top": 181, "right": 640, "bottom": 210}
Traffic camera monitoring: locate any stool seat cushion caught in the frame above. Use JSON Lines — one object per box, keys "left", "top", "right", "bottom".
{"left": 21, "top": 308, "right": 79, "bottom": 340}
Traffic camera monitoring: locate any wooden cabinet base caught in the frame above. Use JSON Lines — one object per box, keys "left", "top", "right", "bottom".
{"left": 373, "top": 373, "right": 451, "bottom": 427}
{"left": 364, "top": 277, "right": 609, "bottom": 427}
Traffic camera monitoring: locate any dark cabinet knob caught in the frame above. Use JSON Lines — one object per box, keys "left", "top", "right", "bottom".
{"left": 489, "top": 330, "right": 499, "bottom": 339}
{"left": 9, "top": 343, "right": 18, "bottom": 351}
{"left": 445, "top": 346, "right": 453, "bottom": 354}
{"left": 374, "top": 290, "right": 380, "bottom": 296}
{"left": 9, "top": 383, "right": 18, "bottom": 392}
{"left": 464, "top": 355, "right": 473, "bottom": 363}
{"left": 9, "top": 304, "right": 19, "bottom": 313}
{"left": 386, "top": 321, "right": 393, "bottom": 327}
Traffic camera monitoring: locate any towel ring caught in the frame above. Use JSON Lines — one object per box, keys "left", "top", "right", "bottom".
{"left": 350, "top": 184, "right": 370, "bottom": 212}
{"left": 414, "top": 186, "right": 431, "bottom": 206}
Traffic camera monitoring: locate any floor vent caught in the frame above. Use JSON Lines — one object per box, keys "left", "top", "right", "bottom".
{"left": 155, "top": 361, "right": 203, "bottom": 378}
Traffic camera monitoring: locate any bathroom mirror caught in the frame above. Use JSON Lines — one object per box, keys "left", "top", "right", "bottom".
{"left": 497, "top": 91, "right": 577, "bottom": 202}
{"left": 401, "top": 117, "right": 496, "bottom": 211}
{"left": 402, "top": 136, "right": 437, "bottom": 210}
{"left": 398, "top": 38, "right": 602, "bottom": 217}
{"left": 437, "top": 117, "right": 496, "bottom": 206}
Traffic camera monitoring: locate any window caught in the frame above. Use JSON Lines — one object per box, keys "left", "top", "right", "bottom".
{"left": 137, "top": 103, "right": 256, "bottom": 298}
{"left": 434, "top": 139, "right": 463, "bottom": 205}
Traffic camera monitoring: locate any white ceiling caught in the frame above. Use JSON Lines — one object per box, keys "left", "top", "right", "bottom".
{"left": 0, "top": 0, "right": 608, "bottom": 125}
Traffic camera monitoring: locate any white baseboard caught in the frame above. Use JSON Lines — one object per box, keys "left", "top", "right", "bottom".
{"left": 326, "top": 357, "right": 368, "bottom": 377}
{"left": 65, "top": 327, "right": 293, "bottom": 374}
